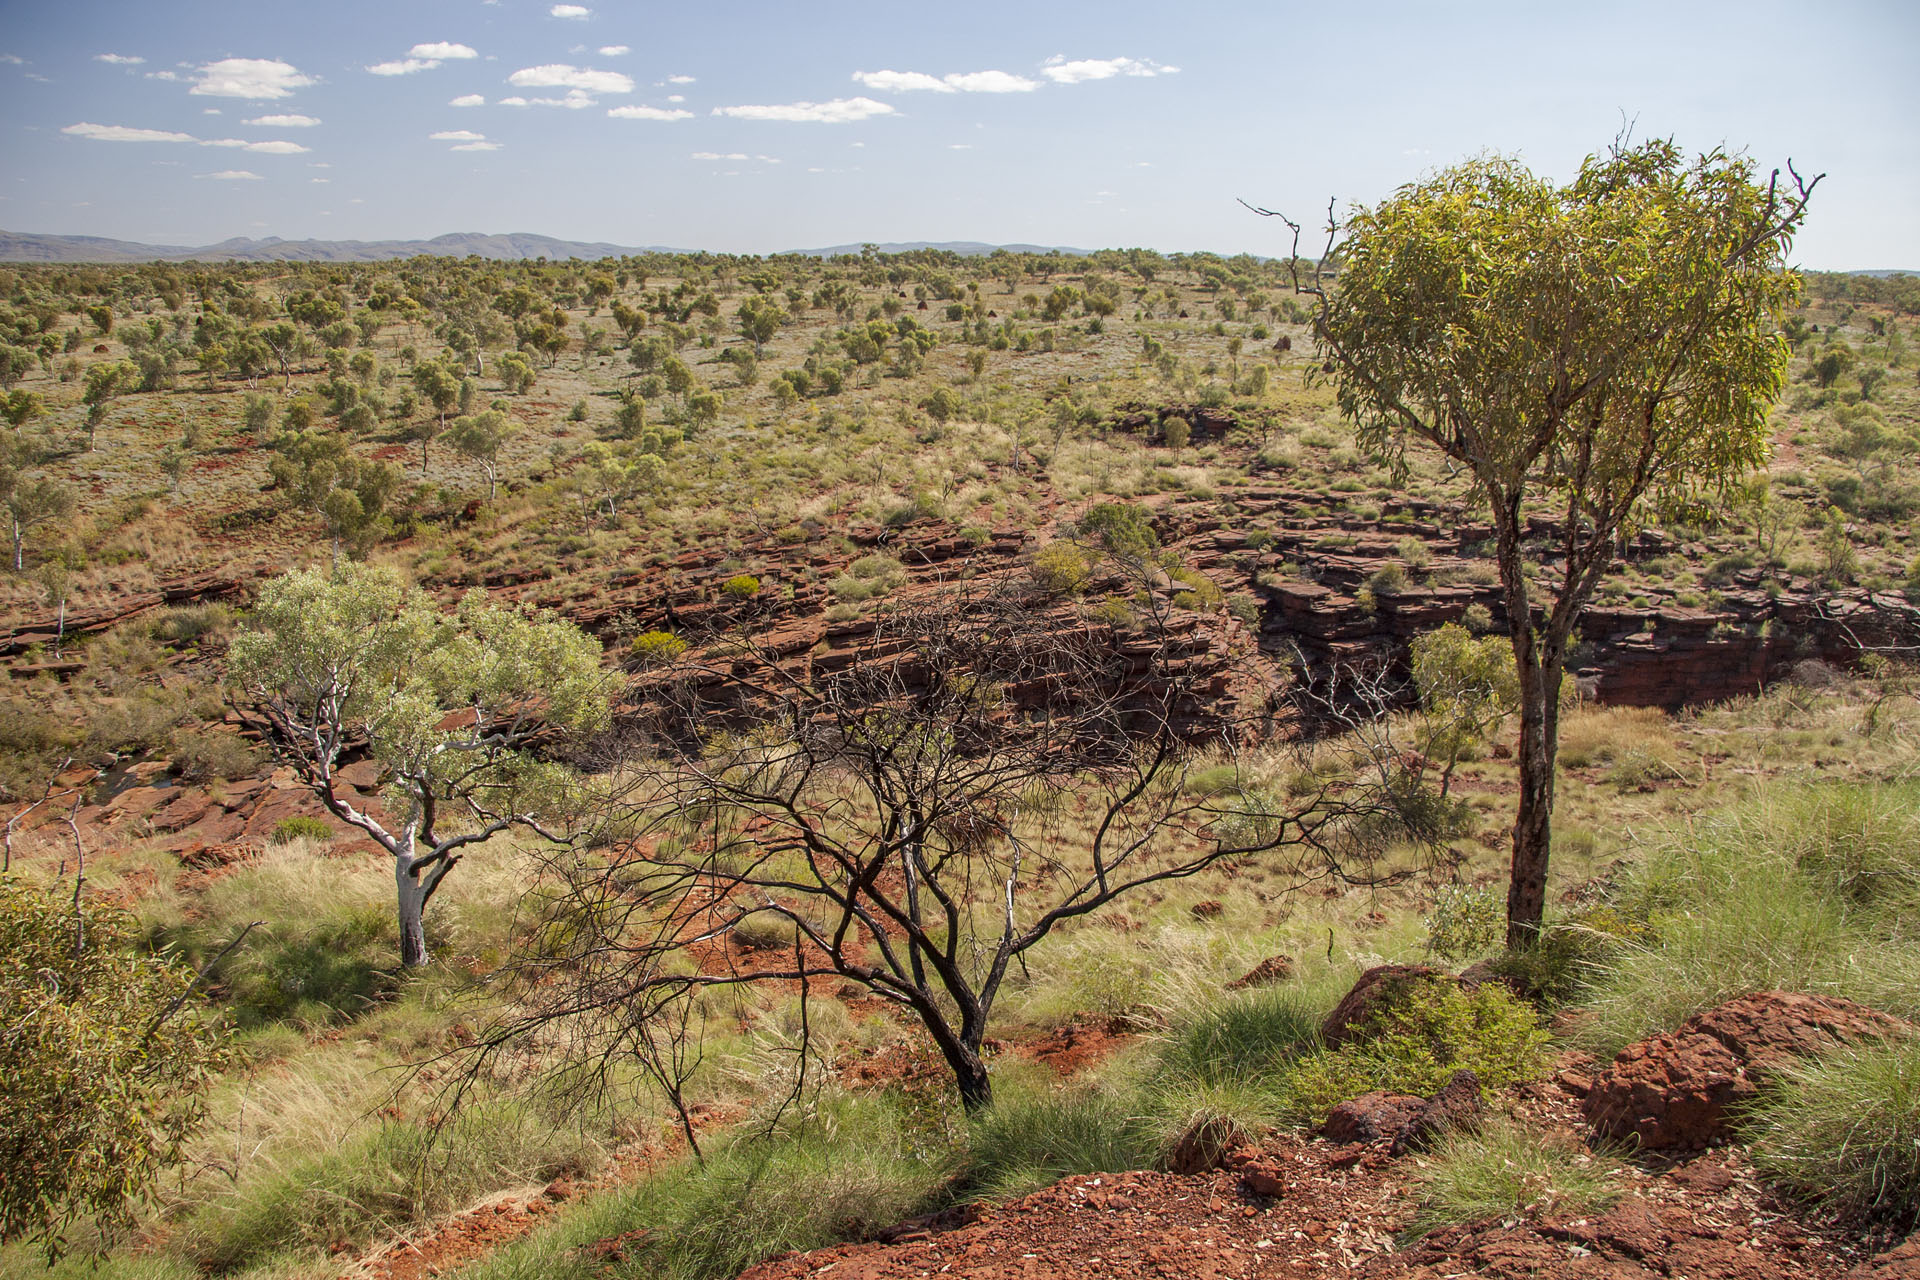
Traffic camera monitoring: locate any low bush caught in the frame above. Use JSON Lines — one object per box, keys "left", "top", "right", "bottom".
{"left": 629, "top": 629, "right": 689, "bottom": 665}
{"left": 1282, "top": 980, "right": 1550, "bottom": 1125}
{"left": 1747, "top": 1037, "right": 1920, "bottom": 1226}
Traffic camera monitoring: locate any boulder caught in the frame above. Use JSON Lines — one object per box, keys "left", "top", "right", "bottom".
{"left": 1322, "top": 1091, "right": 1424, "bottom": 1145}
{"left": 1321, "top": 964, "right": 1454, "bottom": 1047}
{"left": 1226, "top": 954, "right": 1296, "bottom": 990}
{"left": 1389, "top": 1069, "right": 1484, "bottom": 1156}
{"left": 1583, "top": 991, "right": 1911, "bottom": 1150}
{"left": 1166, "top": 1115, "right": 1248, "bottom": 1174}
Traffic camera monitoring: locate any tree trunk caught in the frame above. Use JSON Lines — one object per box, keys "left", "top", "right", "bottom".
{"left": 1506, "top": 653, "right": 1561, "bottom": 949}
{"left": 396, "top": 856, "right": 430, "bottom": 967}
{"left": 940, "top": 1039, "right": 993, "bottom": 1114}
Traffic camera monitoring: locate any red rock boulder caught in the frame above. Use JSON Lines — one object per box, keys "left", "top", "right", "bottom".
{"left": 1322, "top": 1091, "right": 1425, "bottom": 1144}
{"left": 1583, "top": 991, "right": 1910, "bottom": 1151}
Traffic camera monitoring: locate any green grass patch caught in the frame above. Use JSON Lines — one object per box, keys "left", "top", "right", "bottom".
{"left": 1747, "top": 1036, "right": 1920, "bottom": 1226}
{"left": 1409, "top": 1119, "right": 1627, "bottom": 1237}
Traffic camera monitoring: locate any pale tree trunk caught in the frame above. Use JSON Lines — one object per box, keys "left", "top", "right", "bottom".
{"left": 1507, "top": 652, "right": 1561, "bottom": 949}
{"left": 395, "top": 851, "right": 431, "bottom": 968}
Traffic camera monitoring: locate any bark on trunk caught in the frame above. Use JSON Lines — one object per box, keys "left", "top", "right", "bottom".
{"left": 946, "top": 1043, "right": 993, "bottom": 1114}
{"left": 396, "top": 855, "right": 430, "bottom": 968}
{"left": 1506, "top": 655, "right": 1561, "bottom": 949}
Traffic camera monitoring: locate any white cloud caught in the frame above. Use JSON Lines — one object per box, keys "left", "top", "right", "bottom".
{"left": 1041, "top": 56, "right": 1178, "bottom": 84}
{"left": 692, "top": 151, "right": 747, "bottom": 160}
{"left": 64, "top": 121, "right": 196, "bottom": 143}
{"left": 944, "top": 69, "right": 1038, "bottom": 93}
{"left": 449, "top": 93, "right": 486, "bottom": 107}
{"left": 411, "top": 42, "right": 478, "bottom": 60}
{"left": 550, "top": 4, "right": 590, "bottom": 16}
{"left": 499, "top": 96, "right": 529, "bottom": 106}
{"left": 312, "top": 177, "right": 329, "bottom": 183}
{"left": 666, "top": 74, "right": 694, "bottom": 84}
{"left": 608, "top": 104, "right": 691, "bottom": 120}
{"left": 430, "top": 129, "right": 486, "bottom": 141}
{"left": 509, "top": 64, "right": 632, "bottom": 94}
{"left": 202, "top": 108, "right": 221, "bottom": 115}
{"left": 949, "top": 143, "right": 974, "bottom": 149}
{"left": 451, "top": 140, "right": 501, "bottom": 151}
{"left": 853, "top": 68, "right": 1038, "bottom": 94}
{"left": 238, "top": 139, "right": 309, "bottom": 154}
{"left": 95, "top": 53, "right": 145, "bottom": 65}
{"left": 713, "top": 96, "right": 892, "bottom": 124}
{"left": 598, "top": 44, "right": 629, "bottom": 56}
{"left": 146, "top": 70, "right": 181, "bottom": 81}
{"left": 198, "top": 169, "right": 262, "bottom": 180}
{"left": 666, "top": 94, "right": 684, "bottom": 102}
{"left": 854, "top": 70, "right": 949, "bottom": 93}
{"left": 245, "top": 112, "right": 318, "bottom": 126}
{"left": 370, "top": 58, "right": 439, "bottom": 76}
{"left": 0, "top": 54, "right": 25, "bottom": 65}
{"left": 190, "top": 58, "right": 316, "bottom": 98}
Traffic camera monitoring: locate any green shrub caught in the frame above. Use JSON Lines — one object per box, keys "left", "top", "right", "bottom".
{"left": 630, "top": 629, "right": 689, "bottom": 665}
{"left": 169, "top": 727, "right": 260, "bottom": 783}
{"left": 1157, "top": 985, "right": 1324, "bottom": 1089}
{"left": 720, "top": 574, "right": 760, "bottom": 600}
{"left": 1030, "top": 541, "right": 1091, "bottom": 596}
{"left": 1409, "top": 1119, "right": 1626, "bottom": 1237}
{"left": 1747, "top": 1037, "right": 1920, "bottom": 1225}
{"left": 1, "top": 881, "right": 230, "bottom": 1258}
{"left": 268, "top": 815, "right": 333, "bottom": 846}
{"left": 1367, "top": 562, "right": 1410, "bottom": 595}
{"left": 1283, "top": 980, "right": 1550, "bottom": 1125}
{"left": 1423, "top": 884, "right": 1503, "bottom": 960}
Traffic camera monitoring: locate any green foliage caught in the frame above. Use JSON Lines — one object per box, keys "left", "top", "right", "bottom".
{"left": 0, "top": 880, "right": 229, "bottom": 1257}
{"left": 1075, "top": 502, "right": 1158, "bottom": 559}
{"left": 720, "top": 573, "right": 760, "bottom": 599}
{"left": 1409, "top": 1120, "right": 1626, "bottom": 1237}
{"left": 1412, "top": 623, "right": 1520, "bottom": 765}
{"left": 1283, "top": 980, "right": 1550, "bottom": 1124}
{"left": 1029, "top": 540, "right": 1092, "bottom": 596}
{"left": 269, "top": 815, "right": 334, "bottom": 845}
{"left": 1747, "top": 1037, "right": 1920, "bottom": 1225}
{"left": 1423, "top": 883, "right": 1504, "bottom": 960}
{"left": 629, "top": 629, "right": 689, "bottom": 665}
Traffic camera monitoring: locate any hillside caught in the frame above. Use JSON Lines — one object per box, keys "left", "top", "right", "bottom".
{"left": 1, "top": 243, "right": 1918, "bottom": 1280}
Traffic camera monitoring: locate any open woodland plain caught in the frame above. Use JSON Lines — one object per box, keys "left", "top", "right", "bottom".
{"left": 2, "top": 250, "right": 1920, "bottom": 1279}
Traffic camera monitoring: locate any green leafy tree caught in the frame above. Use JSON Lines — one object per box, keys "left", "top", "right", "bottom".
{"left": 1411, "top": 622, "right": 1520, "bottom": 794}
{"left": 1, "top": 879, "right": 230, "bottom": 1259}
{"left": 81, "top": 360, "right": 133, "bottom": 451}
{"left": 1270, "top": 138, "right": 1816, "bottom": 945}
{"left": 2, "top": 434, "right": 76, "bottom": 571}
{"left": 229, "top": 564, "right": 610, "bottom": 967}
{"left": 410, "top": 362, "right": 461, "bottom": 472}
{"left": 267, "top": 430, "right": 400, "bottom": 566}
{"left": 735, "top": 295, "right": 786, "bottom": 356}
{"left": 447, "top": 408, "right": 515, "bottom": 499}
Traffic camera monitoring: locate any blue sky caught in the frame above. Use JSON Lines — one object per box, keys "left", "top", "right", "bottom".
{"left": 2, "top": 0, "right": 1915, "bottom": 267}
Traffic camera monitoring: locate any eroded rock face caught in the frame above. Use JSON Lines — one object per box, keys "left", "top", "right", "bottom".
{"left": 1844, "top": 1234, "right": 1920, "bottom": 1280}
{"left": 1583, "top": 991, "right": 1911, "bottom": 1151}
{"left": 1320, "top": 964, "right": 1454, "bottom": 1048}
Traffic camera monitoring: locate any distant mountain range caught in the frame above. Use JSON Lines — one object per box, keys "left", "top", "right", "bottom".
{"left": 0, "top": 230, "right": 1093, "bottom": 265}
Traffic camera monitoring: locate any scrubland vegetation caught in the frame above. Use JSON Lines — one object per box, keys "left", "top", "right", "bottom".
{"left": 4, "top": 224, "right": 1920, "bottom": 1277}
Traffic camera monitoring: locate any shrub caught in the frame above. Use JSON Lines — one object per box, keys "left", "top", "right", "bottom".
{"left": 630, "top": 629, "right": 689, "bottom": 666}
{"left": 1409, "top": 1120, "right": 1626, "bottom": 1237}
{"left": 1423, "top": 884, "right": 1503, "bottom": 960}
{"left": 268, "top": 815, "right": 333, "bottom": 846}
{"left": 1283, "top": 980, "right": 1550, "bottom": 1124}
{"left": 720, "top": 574, "right": 760, "bottom": 600}
{"left": 1747, "top": 1037, "right": 1920, "bottom": 1225}
{"left": 1, "top": 881, "right": 229, "bottom": 1257}
{"left": 1029, "top": 541, "right": 1091, "bottom": 596}
{"left": 1366, "top": 562, "right": 1410, "bottom": 595}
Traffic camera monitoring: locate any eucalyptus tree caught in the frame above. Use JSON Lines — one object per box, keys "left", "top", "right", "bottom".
{"left": 230, "top": 564, "right": 609, "bottom": 968}
{"left": 1258, "top": 137, "right": 1818, "bottom": 945}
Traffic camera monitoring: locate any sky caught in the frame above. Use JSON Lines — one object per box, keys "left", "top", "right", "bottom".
{"left": 1, "top": 0, "right": 1915, "bottom": 269}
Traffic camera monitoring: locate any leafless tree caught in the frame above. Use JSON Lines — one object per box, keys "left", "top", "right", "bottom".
{"left": 459, "top": 564, "right": 1426, "bottom": 1117}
